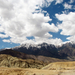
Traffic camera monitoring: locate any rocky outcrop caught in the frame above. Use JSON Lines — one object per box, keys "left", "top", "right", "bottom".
{"left": 0, "top": 54, "right": 47, "bottom": 69}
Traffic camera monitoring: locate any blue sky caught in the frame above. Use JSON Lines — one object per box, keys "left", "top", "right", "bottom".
{"left": 0, "top": 0, "right": 75, "bottom": 49}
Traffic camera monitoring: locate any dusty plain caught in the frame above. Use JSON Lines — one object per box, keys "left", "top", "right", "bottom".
{"left": 0, "top": 61, "right": 75, "bottom": 75}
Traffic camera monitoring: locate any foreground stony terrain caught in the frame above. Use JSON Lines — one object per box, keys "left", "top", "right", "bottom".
{"left": 0, "top": 67, "right": 75, "bottom": 75}
{"left": 0, "top": 53, "right": 75, "bottom": 75}
{"left": 0, "top": 61, "right": 75, "bottom": 75}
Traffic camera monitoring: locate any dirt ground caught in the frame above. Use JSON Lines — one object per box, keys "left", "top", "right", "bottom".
{"left": 0, "top": 67, "right": 75, "bottom": 75}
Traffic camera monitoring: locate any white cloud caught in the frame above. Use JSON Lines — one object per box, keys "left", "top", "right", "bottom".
{"left": 56, "top": 12, "right": 75, "bottom": 42}
{"left": 0, "top": 34, "right": 8, "bottom": 38}
{"left": 3, "top": 39, "right": 10, "bottom": 43}
{"left": 55, "top": 0, "right": 63, "bottom": 4}
{"left": 63, "top": 3, "right": 72, "bottom": 9}
{"left": 0, "top": 0, "right": 63, "bottom": 45}
{"left": 67, "top": 36, "right": 75, "bottom": 43}
{"left": 69, "top": 0, "right": 74, "bottom": 3}
{"left": 34, "top": 37, "right": 63, "bottom": 45}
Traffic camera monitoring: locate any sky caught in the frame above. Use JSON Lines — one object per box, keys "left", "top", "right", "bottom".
{"left": 0, "top": 0, "right": 75, "bottom": 49}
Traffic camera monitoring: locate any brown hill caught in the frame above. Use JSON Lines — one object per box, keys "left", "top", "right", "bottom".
{"left": 0, "top": 54, "right": 47, "bottom": 69}
{"left": 42, "top": 61, "right": 75, "bottom": 70}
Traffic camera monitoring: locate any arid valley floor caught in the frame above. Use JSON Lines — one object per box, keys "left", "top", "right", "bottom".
{"left": 0, "top": 62, "right": 75, "bottom": 75}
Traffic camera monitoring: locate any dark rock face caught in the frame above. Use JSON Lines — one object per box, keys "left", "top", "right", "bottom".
{"left": 0, "top": 49, "right": 67, "bottom": 63}
{"left": 0, "top": 49, "right": 27, "bottom": 59}
{"left": 13, "top": 43, "right": 59, "bottom": 58}
{"left": 12, "top": 42, "right": 75, "bottom": 60}
{"left": 58, "top": 43, "right": 75, "bottom": 59}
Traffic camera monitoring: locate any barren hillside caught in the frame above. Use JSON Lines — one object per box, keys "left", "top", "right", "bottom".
{"left": 0, "top": 54, "right": 47, "bottom": 69}
{"left": 42, "top": 61, "right": 75, "bottom": 70}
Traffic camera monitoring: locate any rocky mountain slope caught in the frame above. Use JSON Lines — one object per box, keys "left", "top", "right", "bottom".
{"left": 12, "top": 42, "right": 75, "bottom": 60}
{"left": 1, "top": 42, "right": 75, "bottom": 61}
{"left": 0, "top": 49, "right": 67, "bottom": 63}
{"left": 58, "top": 43, "right": 75, "bottom": 60}
{"left": 12, "top": 43, "right": 59, "bottom": 58}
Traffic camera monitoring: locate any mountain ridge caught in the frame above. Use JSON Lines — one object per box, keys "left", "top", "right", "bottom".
{"left": 0, "top": 49, "right": 68, "bottom": 63}
{"left": 1, "top": 42, "right": 75, "bottom": 61}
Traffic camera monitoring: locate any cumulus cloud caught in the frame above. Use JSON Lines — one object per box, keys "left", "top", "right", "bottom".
{"left": 3, "top": 39, "right": 10, "bottom": 43}
{"left": 63, "top": 3, "right": 72, "bottom": 9}
{"left": 55, "top": 0, "right": 63, "bottom": 4}
{"left": 69, "top": 0, "right": 74, "bottom": 3}
{"left": 67, "top": 36, "right": 75, "bottom": 43}
{"left": 0, "top": 0, "right": 63, "bottom": 45}
{"left": 0, "top": 34, "right": 8, "bottom": 38}
{"left": 34, "top": 37, "right": 63, "bottom": 45}
{"left": 56, "top": 12, "right": 75, "bottom": 42}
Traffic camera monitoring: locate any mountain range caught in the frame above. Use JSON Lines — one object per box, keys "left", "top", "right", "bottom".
{"left": 12, "top": 42, "right": 75, "bottom": 60}
{"left": 0, "top": 42, "right": 75, "bottom": 62}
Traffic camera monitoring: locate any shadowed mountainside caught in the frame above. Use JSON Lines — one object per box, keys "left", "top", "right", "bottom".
{"left": 0, "top": 49, "right": 68, "bottom": 63}
{"left": 0, "top": 49, "right": 27, "bottom": 59}
{"left": 12, "top": 42, "right": 75, "bottom": 60}
{"left": 13, "top": 43, "right": 59, "bottom": 58}
{"left": 1, "top": 42, "right": 75, "bottom": 62}
{"left": 58, "top": 43, "right": 75, "bottom": 60}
